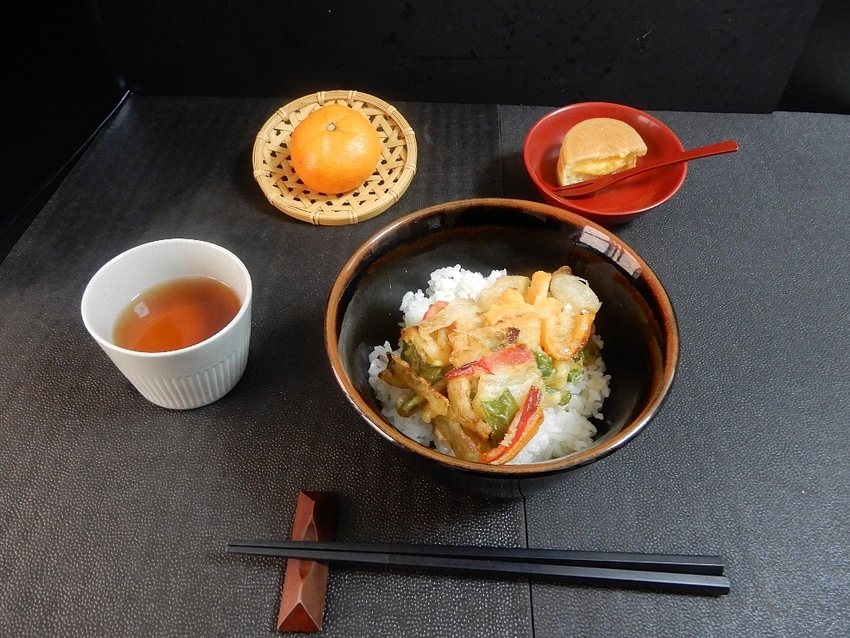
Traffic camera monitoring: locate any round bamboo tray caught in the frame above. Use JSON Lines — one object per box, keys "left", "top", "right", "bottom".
{"left": 253, "top": 90, "right": 417, "bottom": 225}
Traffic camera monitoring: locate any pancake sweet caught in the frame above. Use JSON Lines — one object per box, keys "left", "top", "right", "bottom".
{"left": 556, "top": 117, "right": 648, "bottom": 186}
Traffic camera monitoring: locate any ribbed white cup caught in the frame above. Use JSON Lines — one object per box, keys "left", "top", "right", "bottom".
{"left": 81, "top": 238, "right": 252, "bottom": 409}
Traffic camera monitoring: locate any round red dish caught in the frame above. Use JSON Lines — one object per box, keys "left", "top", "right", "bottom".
{"left": 523, "top": 102, "right": 686, "bottom": 226}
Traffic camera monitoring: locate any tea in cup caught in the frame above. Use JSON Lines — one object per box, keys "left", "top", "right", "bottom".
{"left": 81, "top": 238, "right": 252, "bottom": 409}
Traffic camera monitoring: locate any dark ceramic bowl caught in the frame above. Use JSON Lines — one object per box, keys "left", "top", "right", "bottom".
{"left": 523, "top": 102, "right": 686, "bottom": 226}
{"left": 325, "top": 198, "right": 678, "bottom": 497}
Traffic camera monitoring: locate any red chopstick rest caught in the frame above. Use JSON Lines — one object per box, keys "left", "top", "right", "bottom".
{"left": 277, "top": 491, "right": 338, "bottom": 632}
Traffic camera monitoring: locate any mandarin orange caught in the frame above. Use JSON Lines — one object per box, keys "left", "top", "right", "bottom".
{"left": 289, "top": 103, "right": 382, "bottom": 194}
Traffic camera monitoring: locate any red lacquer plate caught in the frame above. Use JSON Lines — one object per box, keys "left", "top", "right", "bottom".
{"left": 523, "top": 102, "right": 686, "bottom": 226}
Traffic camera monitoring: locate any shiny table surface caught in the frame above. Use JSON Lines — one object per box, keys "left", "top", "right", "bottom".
{"left": 0, "top": 96, "right": 847, "bottom": 636}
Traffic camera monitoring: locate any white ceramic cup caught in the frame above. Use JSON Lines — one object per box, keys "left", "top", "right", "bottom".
{"left": 81, "top": 238, "right": 252, "bottom": 409}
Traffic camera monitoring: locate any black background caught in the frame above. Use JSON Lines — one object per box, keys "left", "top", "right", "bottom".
{"left": 2, "top": 0, "right": 849, "bottom": 263}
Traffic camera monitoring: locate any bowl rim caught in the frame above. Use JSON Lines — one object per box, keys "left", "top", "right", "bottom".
{"left": 522, "top": 102, "right": 687, "bottom": 222}
{"left": 325, "top": 197, "right": 679, "bottom": 476}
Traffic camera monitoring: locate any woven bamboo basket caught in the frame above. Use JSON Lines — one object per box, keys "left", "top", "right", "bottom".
{"left": 253, "top": 90, "right": 417, "bottom": 225}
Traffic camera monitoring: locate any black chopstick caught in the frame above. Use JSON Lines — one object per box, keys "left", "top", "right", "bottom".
{"left": 225, "top": 541, "right": 729, "bottom": 596}
{"left": 226, "top": 540, "right": 724, "bottom": 575}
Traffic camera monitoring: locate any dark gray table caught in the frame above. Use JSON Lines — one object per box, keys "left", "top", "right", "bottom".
{"left": 0, "top": 96, "right": 847, "bottom": 637}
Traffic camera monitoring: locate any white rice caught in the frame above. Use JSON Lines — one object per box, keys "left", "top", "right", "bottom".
{"left": 368, "top": 265, "right": 611, "bottom": 464}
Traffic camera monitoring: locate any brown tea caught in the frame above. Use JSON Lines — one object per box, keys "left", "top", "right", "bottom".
{"left": 113, "top": 276, "right": 241, "bottom": 352}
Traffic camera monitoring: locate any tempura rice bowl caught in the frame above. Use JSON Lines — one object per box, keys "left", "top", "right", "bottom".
{"left": 325, "top": 198, "right": 678, "bottom": 497}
